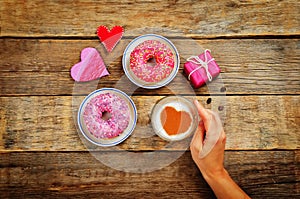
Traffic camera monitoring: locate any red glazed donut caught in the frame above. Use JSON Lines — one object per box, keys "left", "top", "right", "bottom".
{"left": 130, "top": 40, "right": 175, "bottom": 82}
{"left": 83, "top": 92, "right": 130, "bottom": 139}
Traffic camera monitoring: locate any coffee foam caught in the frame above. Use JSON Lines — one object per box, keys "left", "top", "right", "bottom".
{"left": 152, "top": 102, "right": 193, "bottom": 141}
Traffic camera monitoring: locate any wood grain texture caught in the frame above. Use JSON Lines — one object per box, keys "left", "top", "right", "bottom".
{"left": 1, "top": 0, "right": 299, "bottom": 37}
{"left": 1, "top": 39, "right": 299, "bottom": 73}
{"left": 1, "top": 38, "right": 299, "bottom": 95}
{"left": 1, "top": 0, "right": 299, "bottom": 198}
{"left": 0, "top": 96, "right": 299, "bottom": 151}
{"left": 0, "top": 151, "right": 299, "bottom": 198}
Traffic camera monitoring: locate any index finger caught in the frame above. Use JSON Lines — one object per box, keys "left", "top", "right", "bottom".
{"left": 193, "top": 99, "right": 210, "bottom": 123}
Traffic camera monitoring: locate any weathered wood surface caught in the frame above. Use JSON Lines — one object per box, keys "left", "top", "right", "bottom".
{"left": 1, "top": 96, "right": 299, "bottom": 151}
{"left": 1, "top": 38, "right": 299, "bottom": 95}
{"left": 1, "top": 0, "right": 299, "bottom": 197}
{"left": 0, "top": 151, "right": 299, "bottom": 198}
{"left": 2, "top": 39, "right": 300, "bottom": 73}
{"left": 1, "top": 0, "right": 299, "bottom": 38}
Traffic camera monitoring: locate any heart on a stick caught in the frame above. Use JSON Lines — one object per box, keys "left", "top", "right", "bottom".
{"left": 97, "top": 25, "right": 124, "bottom": 52}
{"left": 71, "top": 47, "right": 109, "bottom": 82}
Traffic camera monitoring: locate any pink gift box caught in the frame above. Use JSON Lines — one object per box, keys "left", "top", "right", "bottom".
{"left": 184, "top": 49, "right": 220, "bottom": 88}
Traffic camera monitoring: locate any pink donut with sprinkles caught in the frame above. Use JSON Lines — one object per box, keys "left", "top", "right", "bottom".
{"left": 83, "top": 92, "right": 130, "bottom": 139}
{"left": 130, "top": 40, "right": 175, "bottom": 82}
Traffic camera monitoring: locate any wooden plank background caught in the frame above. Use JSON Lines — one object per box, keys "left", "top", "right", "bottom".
{"left": 0, "top": 39, "right": 299, "bottom": 95}
{"left": 0, "top": 151, "right": 299, "bottom": 198}
{"left": 0, "top": 0, "right": 299, "bottom": 198}
{"left": 0, "top": 96, "right": 299, "bottom": 151}
{"left": 1, "top": 0, "right": 299, "bottom": 37}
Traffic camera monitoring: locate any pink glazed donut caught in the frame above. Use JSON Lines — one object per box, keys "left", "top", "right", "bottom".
{"left": 130, "top": 40, "right": 175, "bottom": 82}
{"left": 83, "top": 92, "right": 130, "bottom": 139}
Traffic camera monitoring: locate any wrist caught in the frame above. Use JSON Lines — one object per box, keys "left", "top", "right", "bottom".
{"left": 201, "top": 167, "right": 228, "bottom": 183}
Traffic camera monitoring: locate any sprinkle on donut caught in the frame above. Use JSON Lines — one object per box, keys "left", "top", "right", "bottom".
{"left": 130, "top": 40, "right": 175, "bottom": 82}
{"left": 83, "top": 92, "right": 130, "bottom": 139}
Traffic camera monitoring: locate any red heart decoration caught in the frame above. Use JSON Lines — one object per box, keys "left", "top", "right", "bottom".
{"left": 97, "top": 25, "right": 124, "bottom": 52}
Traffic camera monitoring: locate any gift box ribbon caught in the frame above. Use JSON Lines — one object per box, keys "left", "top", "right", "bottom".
{"left": 187, "top": 49, "right": 214, "bottom": 82}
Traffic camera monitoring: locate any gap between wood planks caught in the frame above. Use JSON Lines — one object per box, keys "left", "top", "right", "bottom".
{"left": 1, "top": 34, "right": 300, "bottom": 40}
{"left": 0, "top": 95, "right": 299, "bottom": 151}
{"left": 1, "top": 149, "right": 299, "bottom": 153}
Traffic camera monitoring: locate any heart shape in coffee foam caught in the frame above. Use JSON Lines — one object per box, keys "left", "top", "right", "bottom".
{"left": 71, "top": 47, "right": 109, "bottom": 82}
{"left": 97, "top": 25, "right": 124, "bottom": 52}
{"left": 160, "top": 106, "right": 192, "bottom": 135}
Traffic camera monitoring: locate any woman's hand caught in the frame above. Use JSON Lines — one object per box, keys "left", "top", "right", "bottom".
{"left": 190, "top": 100, "right": 226, "bottom": 179}
{"left": 190, "top": 100, "right": 250, "bottom": 199}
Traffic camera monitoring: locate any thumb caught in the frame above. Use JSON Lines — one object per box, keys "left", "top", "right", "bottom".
{"left": 198, "top": 110, "right": 223, "bottom": 158}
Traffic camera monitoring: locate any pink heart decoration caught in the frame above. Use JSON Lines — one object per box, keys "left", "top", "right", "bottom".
{"left": 97, "top": 25, "right": 124, "bottom": 52}
{"left": 71, "top": 47, "right": 109, "bottom": 82}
